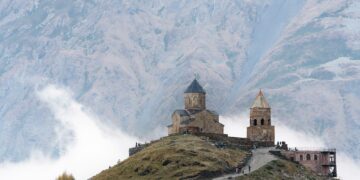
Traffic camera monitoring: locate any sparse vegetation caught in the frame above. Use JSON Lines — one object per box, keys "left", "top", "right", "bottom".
{"left": 56, "top": 172, "right": 75, "bottom": 180}
{"left": 236, "top": 159, "right": 326, "bottom": 180}
{"left": 91, "top": 135, "right": 330, "bottom": 179}
{"left": 92, "top": 134, "right": 248, "bottom": 180}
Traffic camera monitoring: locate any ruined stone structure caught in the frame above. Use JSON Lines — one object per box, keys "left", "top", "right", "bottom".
{"left": 280, "top": 148, "right": 337, "bottom": 177}
{"left": 167, "top": 79, "right": 224, "bottom": 135}
{"left": 247, "top": 90, "right": 275, "bottom": 144}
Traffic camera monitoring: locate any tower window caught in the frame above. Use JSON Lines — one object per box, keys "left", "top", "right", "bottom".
{"left": 254, "top": 119, "right": 257, "bottom": 126}
{"left": 306, "top": 154, "right": 311, "bottom": 160}
{"left": 314, "top": 155, "right": 318, "bottom": 160}
{"left": 300, "top": 155, "right": 303, "bottom": 161}
{"left": 268, "top": 119, "right": 271, "bottom": 125}
{"left": 193, "top": 96, "right": 198, "bottom": 104}
{"left": 261, "top": 119, "right": 264, "bottom": 125}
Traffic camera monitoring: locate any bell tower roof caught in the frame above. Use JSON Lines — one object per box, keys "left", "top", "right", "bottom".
{"left": 251, "top": 90, "right": 270, "bottom": 108}
{"left": 184, "top": 79, "right": 206, "bottom": 94}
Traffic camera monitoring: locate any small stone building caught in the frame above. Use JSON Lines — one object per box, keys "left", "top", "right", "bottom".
{"left": 281, "top": 149, "right": 337, "bottom": 177}
{"left": 167, "top": 79, "right": 224, "bottom": 135}
{"left": 247, "top": 90, "right": 275, "bottom": 143}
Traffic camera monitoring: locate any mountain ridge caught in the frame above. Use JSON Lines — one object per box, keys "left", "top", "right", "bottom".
{"left": 0, "top": 0, "right": 359, "bottom": 163}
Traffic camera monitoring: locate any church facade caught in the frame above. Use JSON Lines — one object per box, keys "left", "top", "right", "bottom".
{"left": 167, "top": 79, "right": 224, "bottom": 135}
{"left": 167, "top": 79, "right": 274, "bottom": 142}
{"left": 246, "top": 90, "right": 275, "bottom": 143}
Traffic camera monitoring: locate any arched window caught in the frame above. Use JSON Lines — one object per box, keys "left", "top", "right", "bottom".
{"left": 193, "top": 96, "right": 198, "bottom": 104}
{"left": 261, "top": 119, "right": 264, "bottom": 125}
{"left": 306, "top": 154, "right": 311, "bottom": 160}
{"left": 268, "top": 119, "right": 271, "bottom": 125}
{"left": 300, "top": 155, "right": 303, "bottom": 161}
{"left": 254, "top": 119, "right": 257, "bottom": 126}
{"left": 314, "top": 155, "right": 318, "bottom": 160}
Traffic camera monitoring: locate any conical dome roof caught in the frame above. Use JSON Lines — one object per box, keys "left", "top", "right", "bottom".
{"left": 184, "top": 79, "right": 206, "bottom": 94}
{"left": 251, "top": 90, "right": 270, "bottom": 108}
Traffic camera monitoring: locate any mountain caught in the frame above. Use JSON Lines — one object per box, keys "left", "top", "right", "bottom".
{"left": 0, "top": 0, "right": 359, "bottom": 163}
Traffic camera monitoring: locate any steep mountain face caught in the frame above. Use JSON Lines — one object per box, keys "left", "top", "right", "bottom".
{"left": 0, "top": 0, "right": 359, "bottom": 162}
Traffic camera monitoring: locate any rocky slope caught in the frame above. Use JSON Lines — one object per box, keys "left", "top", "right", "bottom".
{"left": 0, "top": 0, "right": 359, "bottom": 163}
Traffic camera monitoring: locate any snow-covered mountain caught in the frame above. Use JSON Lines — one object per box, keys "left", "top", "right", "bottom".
{"left": 0, "top": 0, "right": 359, "bottom": 163}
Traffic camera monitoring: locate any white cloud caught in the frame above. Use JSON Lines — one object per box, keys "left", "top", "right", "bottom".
{"left": 221, "top": 115, "right": 360, "bottom": 180}
{"left": 0, "top": 85, "right": 139, "bottom": 179}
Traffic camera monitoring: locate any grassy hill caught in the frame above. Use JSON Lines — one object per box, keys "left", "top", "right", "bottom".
{"left": 236, "top": 159, "right": 326, "bottom": 180}
{"left": 92, "top": 134, "right": 249, "bottom": 180}
{"left": 92, "top": 135, "right": 327, "bottom": 180}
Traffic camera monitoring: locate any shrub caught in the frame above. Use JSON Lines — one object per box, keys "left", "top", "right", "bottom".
{"left": 56, "top": 172, "right": 75, "bottom": 180}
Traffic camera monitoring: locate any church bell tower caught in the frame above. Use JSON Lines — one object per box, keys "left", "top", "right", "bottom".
{"left": 247, "top": 90, "right": 275, "bottom": 143}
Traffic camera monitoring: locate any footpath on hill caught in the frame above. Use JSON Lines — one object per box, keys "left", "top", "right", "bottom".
{"left": 213, "top": 147, "right": 278, "bottom": 180}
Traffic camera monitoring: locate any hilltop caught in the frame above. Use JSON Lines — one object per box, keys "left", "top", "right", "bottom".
{"left": 92, "top": 134, "right": 249, "bottom": 179}
{"left": 92, "top": 134, "right": 327, "bottom": 180}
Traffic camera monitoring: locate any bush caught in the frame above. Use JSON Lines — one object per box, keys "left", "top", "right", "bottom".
{"left": 56, "top": 172, "right": 75, "bottom": 180}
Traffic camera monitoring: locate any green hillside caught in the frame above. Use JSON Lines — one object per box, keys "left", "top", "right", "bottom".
{"left": 92, "top": 134, "right": 248, "bottom": 180}
{"left": 92, "top": 135, "right": 327, "bottom": 180}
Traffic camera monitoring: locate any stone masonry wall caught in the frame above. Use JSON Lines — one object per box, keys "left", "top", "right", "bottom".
{"left": 184, "top": 93, "right": 206, "bottom": 110}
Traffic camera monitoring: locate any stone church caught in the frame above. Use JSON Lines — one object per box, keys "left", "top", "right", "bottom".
{"left": 167, "top": 79, "right": 224, "bottom": 135}
{"left": 247, "top": 90, "right": 275, "bottom": 143}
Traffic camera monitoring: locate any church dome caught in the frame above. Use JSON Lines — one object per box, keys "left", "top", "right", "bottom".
{"left": 184, "top": 79, "right": 206, "bottom": 94}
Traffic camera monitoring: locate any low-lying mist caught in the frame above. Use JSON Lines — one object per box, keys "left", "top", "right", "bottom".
{"left": 0, "top": 85, "right": 138, "bottom": 179}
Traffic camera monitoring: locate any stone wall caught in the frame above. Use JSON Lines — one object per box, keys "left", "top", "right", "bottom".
{"left": 190, "top": 111, "right": 223, "bottom": 134}
{"left": 250, "top": 107, "right": 271, "bottom": 126}
{"left": 168, "top": 113, "right": 180, "bottom": 134}
{"left": 184, "top": 93, "right": 206, "bottom": 110}
{"left": 247, "top": 107, "right": 274, "bottom": 143}
{"left": 193, "top": 133, "right": 274, "bottom": 150}
{"left": 129, "top": 134, "right": 274, "bottom": 157}
{"left": 247, "top": 125, "right": 275, "bottom": 142}
{"left": 169, "top": 110, "right": 224, "bottom": 135}
{"left": 179, "top": 126, "right": 200, "bottom": 133}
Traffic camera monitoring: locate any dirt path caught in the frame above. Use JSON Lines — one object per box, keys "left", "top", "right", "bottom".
{"left": 213, "top": 147, "right": 278, "bottom": 180}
